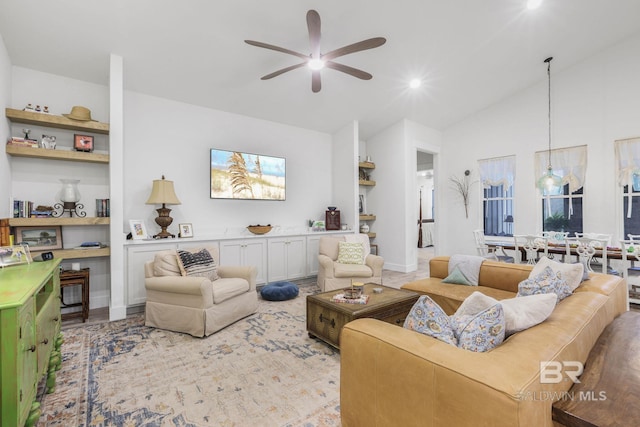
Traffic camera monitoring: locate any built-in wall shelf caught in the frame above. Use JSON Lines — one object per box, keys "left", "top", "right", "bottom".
{"left": 367, "top": 232, "right": 377, "bottom": 238}
{"left": 359, "top": 214, "right": 376, "bottom": 221}
{"left": 5, "top": 108, "right": 110, "bottom": 134}
{"left": 8, "top": 217, "right": 110, "bottom": 227}
{"left": 359, "top": 179, "right": 376, "bottom": 186}
{"left": 5, "top": 144, "right": 109, "bottom": 164}
{"left": 45, "top": 247, "right": 110, "bottom": 260}
{"left": 358, "top": 161, "right": 375, "bottom": 169}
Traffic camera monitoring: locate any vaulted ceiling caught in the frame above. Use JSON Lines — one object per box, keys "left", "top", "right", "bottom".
{"left": 2, "top": 0, "right": 640, "bottom": 139}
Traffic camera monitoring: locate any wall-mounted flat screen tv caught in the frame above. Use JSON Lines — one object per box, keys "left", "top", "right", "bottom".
{"left": 210, "top": 149, "right": 286, "bottom": 200}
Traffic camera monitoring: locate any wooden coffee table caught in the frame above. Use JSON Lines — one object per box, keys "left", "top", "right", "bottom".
{"left": 306, "top": 283, "right": 419, "bottom": 349}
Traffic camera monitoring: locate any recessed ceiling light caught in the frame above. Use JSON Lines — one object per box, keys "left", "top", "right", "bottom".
{"left": 308, "top": 58, "right": 325, "bottom": 70}
{"left": 409, "top": 78, "right": 422, "bottom": 89}
{"left": 527, "top": 0, "right": 543, "bottom": 10}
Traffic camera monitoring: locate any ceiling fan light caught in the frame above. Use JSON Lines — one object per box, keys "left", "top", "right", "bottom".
{"left": 308, "top": 58, "right": 325, "bottom": 70}
{"left": 409, "top": 78, "right": 422, "bottom": 89}
{"left": 527, "top": 0, "right": 543, "bottom": 10}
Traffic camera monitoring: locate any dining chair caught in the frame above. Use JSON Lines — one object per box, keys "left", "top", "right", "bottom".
{"left": 567, "top": 236, "right": 609, "bottom": 274}
{"left": 513, "top": 234, "right": 548, "bottom": 264}
{"left": 472, "top": 229, "right": 514, "bottom": 263}
{"left": 541, "top": 231, "right": 569, "bottom": 261}
{"left": 620, "top": 239, "right": 640, "bottom": 304}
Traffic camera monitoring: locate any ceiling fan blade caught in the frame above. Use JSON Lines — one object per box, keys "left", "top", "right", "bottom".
{"left": 312, "top": 70, "right": 321, "bottom": 93}
{"left": 307, "top": 10, "right": 321, "bottom": 59}
{"left": 245, "top": 40, "right": 309, "bottom": 60}
{"left": 322, "top": 37, "right": 387, "bottom": 61}
{"left": 325, "top": 61, "right": 373, "bottom": 80}
{"left": 261, "top": 62, "right": 307, "bottom": 80}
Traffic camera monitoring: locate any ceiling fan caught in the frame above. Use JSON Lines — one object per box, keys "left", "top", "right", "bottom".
{"left": 245, "top": 9, "right": 386, "bottom": 93}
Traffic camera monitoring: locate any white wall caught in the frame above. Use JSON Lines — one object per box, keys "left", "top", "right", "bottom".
{"left": 439, "top": 33, "right": 640, "bottom": 256}
{"left": 332, "top": 121, "right": 358, "bottom": 229}
{"left": 0, "top": 34, "right": 11, "bottom": 218}
{"left": 122, "top": 92, "right": 334, "bottom": 238}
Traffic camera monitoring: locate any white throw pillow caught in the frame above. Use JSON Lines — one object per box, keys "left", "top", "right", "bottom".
{"left": 530, "top": 257, "right": 583, "bottom": 291}
{"left": 456, "top": 291, "right": 556, "bottom": 336}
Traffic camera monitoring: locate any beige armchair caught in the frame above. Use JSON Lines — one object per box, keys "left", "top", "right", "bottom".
{"left": 317, "top": 235, "right": 384, "bottom": 292}
{"left": 144, "top": 246, "right": 258, "bottom": 337}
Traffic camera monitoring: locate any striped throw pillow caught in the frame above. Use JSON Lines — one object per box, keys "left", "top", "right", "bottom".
{"left": 176, "top": 249, "right": 219, "bottom": 282}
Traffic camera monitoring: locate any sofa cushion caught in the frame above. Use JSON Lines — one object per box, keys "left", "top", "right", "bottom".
{"left": 403, "top": 295, "right": 457, "bottom": 345}
{"left": 177, "top": 248, "right": 219, "bottom": 282}
{"left": 531, "top": 256, "right": 584, "bottom": 291}
{"left": 337, "top": 242, "right": 365, "bottom": 264}
{"left": 457, "top": 291, "right": 557, "bottom": 336}
{"left": 334, "top": 263, "right": 373, "bottom": 278}
{"left": 153, "top": 250, "right": 182, "bottom": 277}
{"left": 212, "top": 278, "right": 250, "bottom": 304}
{"left": 517, "top": 266, "right": 572, "bottom": 302}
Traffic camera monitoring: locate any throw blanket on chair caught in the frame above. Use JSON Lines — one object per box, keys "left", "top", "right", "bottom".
{"left": 448, "top": 254, "right": 485, "bottom": 286}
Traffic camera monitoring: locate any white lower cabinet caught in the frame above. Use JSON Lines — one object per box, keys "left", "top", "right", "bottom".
{"left": 219, "top": 239, "right": 268, "bottom": 284}
{"left": 126, "top": 242, "right": 177, "bottom": 306}
{"left": 268, "top": 236, "right": 307, "bottom": 283}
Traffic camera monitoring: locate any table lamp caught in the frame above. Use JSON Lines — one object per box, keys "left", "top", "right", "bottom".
{"left": 145, "top": 175, "right": 181, "bottom": 238}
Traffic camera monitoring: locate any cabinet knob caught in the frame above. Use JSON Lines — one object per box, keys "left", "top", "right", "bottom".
{"left": 53, "top": 316, "right": 59, "bottom": 322}
{"left": 42, "top": 338, "right": 49, "bottom": 345}
{"left": 28, "top": 345, "right": 36, "bottom": 352}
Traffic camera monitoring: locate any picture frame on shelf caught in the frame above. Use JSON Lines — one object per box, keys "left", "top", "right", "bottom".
{"left": 179, "top": 223, "right": 194, "bottom": 238}
{"left": 14, "top": 226, "right": 63, "bottom": 251}
{"left": 129, "top": 220, "right": 148, "bottom": 240}
{"left": 0, "top": 244, "right": 32, "bottom": 268}
{"left": 74, "top": 134, "right": 94, "bottom": 152}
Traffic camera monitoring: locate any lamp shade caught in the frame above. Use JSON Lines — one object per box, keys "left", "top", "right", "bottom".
{"left": 146, "top": 176, "right": 181, "bottom": 205}
{"left": 504, "top": 215, "right": 514, "bottom": 223}
{"left": 536, "top": 166, "right": 563, "bottom": 191}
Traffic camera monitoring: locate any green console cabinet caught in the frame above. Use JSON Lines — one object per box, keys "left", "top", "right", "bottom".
{"left": 0, "top": 259, "right": 62, "bottom": 427}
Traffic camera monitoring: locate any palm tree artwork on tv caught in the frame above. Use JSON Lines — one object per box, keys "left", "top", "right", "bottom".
{"left": 210, "top": 149, "right": 286, "bottom": 200}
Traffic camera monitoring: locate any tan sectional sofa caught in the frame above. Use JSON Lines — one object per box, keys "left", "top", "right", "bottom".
{"left": 340, "top": 256, "right": 627, "bottom": 427}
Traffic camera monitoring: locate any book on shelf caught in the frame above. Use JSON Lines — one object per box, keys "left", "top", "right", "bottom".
{"left": 73, "top": 242, "right": 108, "bottom": 249}
{"left": 331, "top": 293, "right": 370, "bottom": 305}
{"left": 95, "top": 199, "right": 110, "bottom": 217}
{"left": 7, "top": 137, "right": 38, "bottom": 147}
{"left": 13, "top": 200, "right": 34, "bottom": 218}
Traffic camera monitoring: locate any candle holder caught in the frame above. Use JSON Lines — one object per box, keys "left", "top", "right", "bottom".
{"left": 52, "top": 179, "right": 86, "bottom": 217}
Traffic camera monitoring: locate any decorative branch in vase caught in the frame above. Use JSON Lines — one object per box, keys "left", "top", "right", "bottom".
{"left": 450, "top": 170, "right": 475, "bottom": 218}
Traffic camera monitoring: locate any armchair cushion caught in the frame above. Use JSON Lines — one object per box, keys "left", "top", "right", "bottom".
{"left": 177, "top": 248, "right": 219, "bottom": 282}
{"left": 153, "top": 250, "right": 182, "bottom": 277}
{"left": 212, "top": 278, "right": 250, "bottom": 304}
{"left": 334, "top": 263, "right": 374, "bottom": 278}
{"left": 337, "top": 242, "right": 365, "bottom": 264}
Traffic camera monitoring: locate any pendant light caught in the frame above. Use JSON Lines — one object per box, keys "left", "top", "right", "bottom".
{"left": 536, "top": 56, "right": 562, "bottom": 191}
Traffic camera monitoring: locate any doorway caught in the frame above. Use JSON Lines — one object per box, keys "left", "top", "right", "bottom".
{"left": 417, "top": 150, "right": 435, "bottom": 257}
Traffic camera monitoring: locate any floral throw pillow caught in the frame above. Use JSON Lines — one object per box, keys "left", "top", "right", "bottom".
{"left": 403, "top": 295, "right": 456, "bottom": 346}
{"left": 452, "top": 304, "right": 506, "bottom": 352}
{"left": 517, "top": 266, "right": 571, "bottom": 303}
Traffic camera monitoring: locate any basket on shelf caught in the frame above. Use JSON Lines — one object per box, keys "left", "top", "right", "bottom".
{"left": 247, "top": 224, "right": 272, "bottom": 235}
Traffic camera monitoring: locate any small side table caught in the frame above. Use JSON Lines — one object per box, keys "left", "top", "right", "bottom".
{"left": 59, "top": 268, "right": 90, "bottom": 322}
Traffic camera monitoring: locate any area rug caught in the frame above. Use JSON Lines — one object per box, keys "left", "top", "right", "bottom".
{"left": 37, "top": 284, "right": 341, "bottom": 426}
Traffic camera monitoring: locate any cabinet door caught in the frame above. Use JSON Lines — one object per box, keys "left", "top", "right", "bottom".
{"left": 36, "top": 295, "right": 57, "bottom": 379}
{"left": 219, "top": 240, "right": 244, "bottom": 266}
{"left": 286, "top": 237, "right": 307, "bottom": 280}
{"left": 126, "top": 243, "right": 177, "bottom": 306}
{"left": 243, "top": 239, "right": 267, "bottom": 284}
{"left": 18, "top": 298, "right": 37, "bottom": 427}
{"left": 267, "top": 238, "right": 288, "bottom": 283}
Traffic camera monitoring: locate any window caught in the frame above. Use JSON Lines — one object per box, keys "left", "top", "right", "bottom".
{"left": 535, "top": 145, "right": 587, "bottom": 234}
{"left": 479, "top": 156, "right": 515, "bottom": 237}
{"left": 615, "top": 138, "right": 640, "bottom": 236}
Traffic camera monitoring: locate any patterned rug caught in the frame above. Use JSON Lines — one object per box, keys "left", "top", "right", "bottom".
{"left": 37, "top": 284, "right": 341, "bottom": 427}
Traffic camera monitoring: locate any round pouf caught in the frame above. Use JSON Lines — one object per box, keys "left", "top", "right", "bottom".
{"left": 260, "top": 281, "right": 299, "bottom": 301}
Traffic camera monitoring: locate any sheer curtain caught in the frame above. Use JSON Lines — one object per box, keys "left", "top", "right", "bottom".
{"left": 535, "top": 145, "right": 587, "bottom": 217}
{"left": 615, "top": 137, "right": 640, "bottom": 217}
{"left": 479, "top": 155, "right": 515, "bottom": 190}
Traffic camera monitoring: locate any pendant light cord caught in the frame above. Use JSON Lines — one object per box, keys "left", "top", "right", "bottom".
{"left": 545, "top": 57, "right": 553, "bottom": 167}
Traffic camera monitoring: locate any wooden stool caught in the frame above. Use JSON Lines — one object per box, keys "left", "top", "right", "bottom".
{"left": 59, "top": 268, "right": 90, "bottom": 322}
